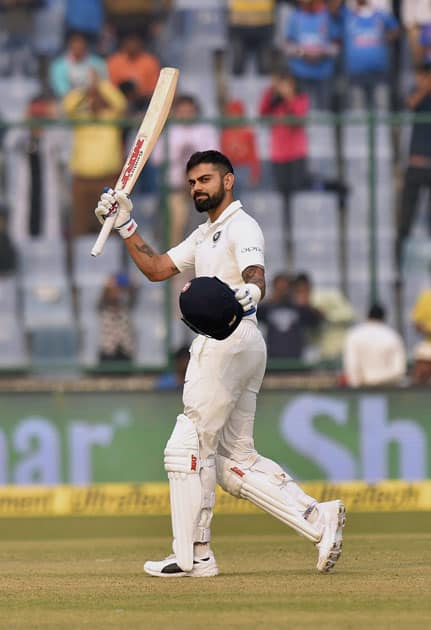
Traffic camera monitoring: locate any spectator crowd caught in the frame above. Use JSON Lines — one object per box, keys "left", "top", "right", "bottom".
{"left": 0, "top": 0, "right": 430, "bottom": 383}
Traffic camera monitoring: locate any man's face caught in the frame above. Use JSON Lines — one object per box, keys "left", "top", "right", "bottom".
{"left": 174, "top": 101, "right": 198, "bottom": 121}
{"left": 187, "top": 163, "right": 230, "bottom": 213}
{"left": 123, "top": 35, "right": 141, "bottom": 56}
{"left": 69, "top": 35, "right": 87, "bottom": 60}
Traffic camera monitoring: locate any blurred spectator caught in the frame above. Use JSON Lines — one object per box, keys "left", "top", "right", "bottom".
{"left": 153, "top": 94, "right": 219, "bottom": 247}
{"left": 410, "top": 278, "right": 431, "bottom": 384}
{"left": 312, "top": 286, "right": 357, "bottom": 359}
{"left": 104, "top": 0, "right": 170, "bottom": 37}
{"left": 333, "top": 0, "right": 399, "bottom": 109}
{"left": 258, "top": 271, "right": 323, "bottom": 360}
{"left": 0, "top": 0, "right": 40, "bottom": 79}
{"left": 259, "top": 71, "right": 347, "bottom": 264}
{"left": 155, "top": 345, "right": 190, "bottom": 389}
{"left": 0, "top": 212, "right": 17, "bottom": 275}
{"left": 396, "top": 64, "right": 431, "bottom": 271}
{"left": 65, "top": 0, "right": 105, "bottom": 46}
{"left": 3, "top": 93, "right": 65, "bottom": 244}
{"left": 402, "top": 1, "right": 431, "bottom": 66}
{"left": 107, "top": 31, "right": 160, "bottom": 107}
{"left": 63, "top": 70, "right": 127, "bottom": 236}
{"left": 49, "top": 31, "right": 107, "bottom": 98}
{"left": 227, "top": 0, "right": 277, "bottom": 75}
{"left": 282, "top": 0, "right": 340, "bottom": 110}
{"left": 343, "top": 303, "right": 406, "bottom": 387}
{"left": 98, "top": 272, "right": 137, "bottom": 364}
{"left": 220, "top": 99, "right": 260, "bottom": 195}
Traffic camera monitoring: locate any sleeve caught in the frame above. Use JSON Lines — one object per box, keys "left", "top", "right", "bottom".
{"left": 228, "top": 217, "right": 265, "bottom": 273}
{"left": 259, "top": 87, "right": 280, "bottom": 115}
{"left": 50, "top": 58, "right": 69, "bottom": 97}
{"left": 411, "top": 292, "right": 427, "bottom": 324}
{"left": 286, "top": 12, "right": 297, "bottom": 42}
{"left": 91, "top": 56, "right": 108, "bottom": 81}
{"left": 298, "top": 305, "right": 324, "bottom": 329}
{"left": 97, "top": 81, "right": 127, "bottom": 115}
{"left": 383, "top": 12, "right": 398, "bottom": 32}
{"left": 62, "top": 88, "right": 87, "bottom": 116}
{"left": 166, "top": 228, "right": 199, "bottom": 273}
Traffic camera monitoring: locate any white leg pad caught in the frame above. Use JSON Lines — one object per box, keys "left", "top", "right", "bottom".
{"left": 217, "top": 455, "right": 322, "bottom": 543}
{"left": 164, "top": 414, "right": 202, "bottom": 572}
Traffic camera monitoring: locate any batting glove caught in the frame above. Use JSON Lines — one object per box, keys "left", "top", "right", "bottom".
{"left": 235, "top": 283, "right": 262, "bottom": 315}
{"left": 95, "top": 188, "right": 138, "bottom": 239}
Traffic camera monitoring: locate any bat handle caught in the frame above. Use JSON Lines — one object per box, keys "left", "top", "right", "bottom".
{"left": 91, "top": 215, "right": 116, "bottom": 256}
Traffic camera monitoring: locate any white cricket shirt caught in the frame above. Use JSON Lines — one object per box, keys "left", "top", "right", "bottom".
{"left": 167, "top": 200, "right": 265, "bottom": 318}
{"left": 343, "top": 320, "right": 406, "bottom": 387}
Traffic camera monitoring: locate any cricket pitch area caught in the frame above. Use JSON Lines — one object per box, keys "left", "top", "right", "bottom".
{"left": 0, "top": 512, "right": 430, "bottom": 629}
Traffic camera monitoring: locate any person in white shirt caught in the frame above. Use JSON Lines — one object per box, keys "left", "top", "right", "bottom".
{"left": 343, "top": 303, "right": 406, "bottom": 387}
{"left": 94, "top": 150, "right": 345, "bottom": 578}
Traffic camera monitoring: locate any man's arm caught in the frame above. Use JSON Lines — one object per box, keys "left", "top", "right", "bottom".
{"left": 242, "top": 265, "right": 266, "bottom": 301}
{"left": 124, "top": 231, "right": 179, "bottom": 282}
{"left": 95, "top": 188, "right": 180, "bottom": 282}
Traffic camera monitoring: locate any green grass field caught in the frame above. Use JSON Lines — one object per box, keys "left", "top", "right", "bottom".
{"left": 0, "top": 513, "right": 430, "bottom": 629}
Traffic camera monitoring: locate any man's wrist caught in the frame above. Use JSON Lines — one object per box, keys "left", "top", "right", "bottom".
{"left": 116, "top": 218, "right": 138, "bottom": 239}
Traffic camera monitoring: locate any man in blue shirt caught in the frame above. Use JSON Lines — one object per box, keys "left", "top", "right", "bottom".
{"left": 334, "top": 0, "right": 399, "bottom": 108}
{"left": 283, "top": 0, "right": 340, "bottom": 110}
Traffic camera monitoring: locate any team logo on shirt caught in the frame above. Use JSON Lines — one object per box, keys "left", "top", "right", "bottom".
{"left": 212, "top": 231, "right": 222, "bottom": 243}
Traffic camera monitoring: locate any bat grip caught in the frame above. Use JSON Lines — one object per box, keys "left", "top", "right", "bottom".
{"left": 91, "top": 215, "right": 116, "bottom": 256}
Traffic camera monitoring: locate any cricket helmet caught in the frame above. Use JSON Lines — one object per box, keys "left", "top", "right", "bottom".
{"left": 179, "top": 276, "right": 243, "bottom": 340}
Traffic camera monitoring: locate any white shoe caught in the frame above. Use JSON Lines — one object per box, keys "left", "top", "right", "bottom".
{"left": 316, "top": 500, "right": 346, "bottom": 573}
{"left": 144, "top": 551, "right": 219, "bottom": 578}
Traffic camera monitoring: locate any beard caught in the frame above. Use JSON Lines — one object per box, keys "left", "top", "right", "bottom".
{"left": 193, "top": 185, "right": 225, "bottom": 213}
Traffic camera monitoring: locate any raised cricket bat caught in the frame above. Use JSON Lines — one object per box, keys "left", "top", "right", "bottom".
{"left": 90, "top": 66, "right": 179, "bottom": 256}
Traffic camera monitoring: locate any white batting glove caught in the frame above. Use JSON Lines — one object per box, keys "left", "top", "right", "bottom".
{"left": 235, "top": 283, "right": 262, "bottom": 315}
{"left": 95, "top": 188, "right": 138, "bottom": 239}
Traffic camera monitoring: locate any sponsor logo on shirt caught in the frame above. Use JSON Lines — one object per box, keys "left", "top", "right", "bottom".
{"left": 241, "top": 246, "right": 262, "bottom": 253}
{"left": 212, "top": 231, "right": 222, "bottom": 243}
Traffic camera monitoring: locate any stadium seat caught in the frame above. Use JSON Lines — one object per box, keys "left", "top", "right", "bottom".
{"left": 72, "top": 235, "right": 123, "bottom": 289}
{"left": 0, "top": 315, "right": 28, "bottom": 369}
{"left": 0, "top": 274, "right": 19, "bottom": 315}
{"left": 133, "top": 280, "right": 168, "bottom": 368}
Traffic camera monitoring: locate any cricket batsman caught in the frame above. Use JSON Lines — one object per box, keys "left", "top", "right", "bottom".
{"left": 95, "top": 150, "right": 346, "bottom": 577}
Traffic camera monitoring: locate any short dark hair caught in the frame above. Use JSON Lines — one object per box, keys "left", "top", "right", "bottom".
{"left": 293, "top": 272, "right": 312, "bottom": 287}
{"left": 186, "top": 150, "right": 234, "bottom": 175}
{"left": 174, "top": 94, "right": 201, "bottom": 113}
{"left": 368, "top": 303, "right": 385, "bottom": 321}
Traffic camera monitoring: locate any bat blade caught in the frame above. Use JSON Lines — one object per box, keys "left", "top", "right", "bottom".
{"left": 91, "top": 67, "right": 179, "bottom": 257}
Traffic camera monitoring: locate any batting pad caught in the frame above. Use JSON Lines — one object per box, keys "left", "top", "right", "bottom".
{"left": 164, "top": 414, "right": 202, "bottom": 572}
{"left": 217, "top": 455, "right": 321, "bottom": 543}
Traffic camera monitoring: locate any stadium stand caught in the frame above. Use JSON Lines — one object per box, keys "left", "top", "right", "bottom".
{"left": 0, "top": 0, "right": 429, "bottom": 374}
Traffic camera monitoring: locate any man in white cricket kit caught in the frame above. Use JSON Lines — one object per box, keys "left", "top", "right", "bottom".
{"left": 95, "top": 150, "right": 345, "bottom": 577}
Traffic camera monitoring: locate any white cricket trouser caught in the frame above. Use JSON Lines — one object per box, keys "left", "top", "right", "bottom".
{"left": 182, "top": 318, "right": 265, "bottom": 542}
{"left": 183, "top": 318, "right": 265, "bottom": 464}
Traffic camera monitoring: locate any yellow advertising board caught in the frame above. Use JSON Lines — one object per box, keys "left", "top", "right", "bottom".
{"left": 0, "top": 481, "right": 430, "bottom": 518}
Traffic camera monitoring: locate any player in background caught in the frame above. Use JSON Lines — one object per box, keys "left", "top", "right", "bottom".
{"left": 94, "top": 150, "right": 345, "bottom": 577}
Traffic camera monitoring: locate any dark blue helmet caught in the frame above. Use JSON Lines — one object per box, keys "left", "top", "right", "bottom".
{"left": 179, "top": 276, "right": 243, "bottom": 340}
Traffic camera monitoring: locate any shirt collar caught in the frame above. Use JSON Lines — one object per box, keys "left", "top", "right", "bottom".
{"left": 207, "top": 200, "right": 242, "bottom": 228}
